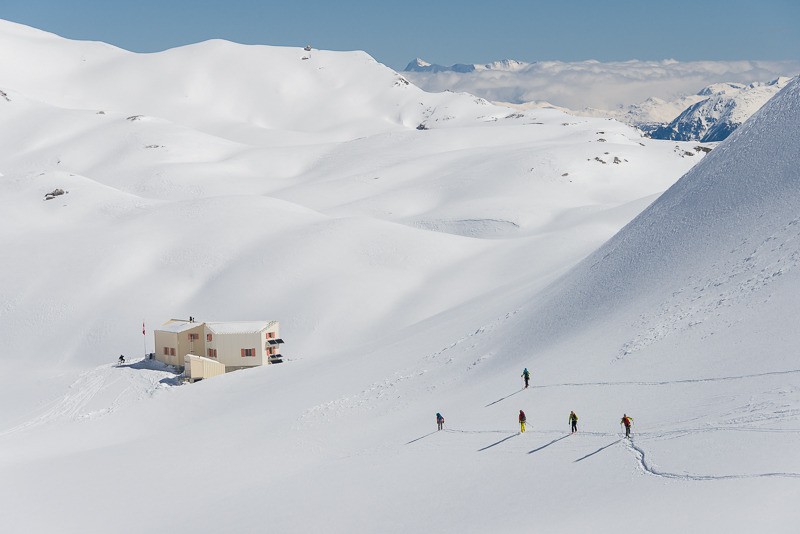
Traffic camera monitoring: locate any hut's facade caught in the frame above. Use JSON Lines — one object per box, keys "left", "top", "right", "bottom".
{"left": 154, "top": 319, "right": 284, "bottom": 375}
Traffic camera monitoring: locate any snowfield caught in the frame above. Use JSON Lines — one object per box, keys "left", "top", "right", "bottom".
{"left": 1, "top": 19, "right": 799, "bottom": 533}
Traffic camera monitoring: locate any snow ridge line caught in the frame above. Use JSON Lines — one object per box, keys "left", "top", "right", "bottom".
{"left": 625, "top": 439, "right": 800, "bottom": 480}
{"left": 536, "top": 368, "right": 800, "bottom": 389}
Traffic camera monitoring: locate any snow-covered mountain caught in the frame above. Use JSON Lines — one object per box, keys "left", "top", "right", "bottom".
{"left": 648, "top": 77, "right": 793, "bottom": 141}
{"left": 405, "top": 57, "right": 529, "bottom": 73}
{"left": 2, "top": 18, "right": 800, "bottom": 534}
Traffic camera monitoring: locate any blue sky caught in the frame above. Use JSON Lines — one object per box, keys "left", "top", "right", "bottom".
{"left": 2, "top": 0, "right": 799, "bottom": 70}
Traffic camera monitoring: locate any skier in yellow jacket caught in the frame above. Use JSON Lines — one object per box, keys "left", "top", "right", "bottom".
{"left": 569, "top": 411, "right": 578, "bottom": 433}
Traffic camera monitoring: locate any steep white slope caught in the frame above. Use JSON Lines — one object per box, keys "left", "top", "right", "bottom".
{"left": 519, "top": 76, "right": 800, "bottom": 363}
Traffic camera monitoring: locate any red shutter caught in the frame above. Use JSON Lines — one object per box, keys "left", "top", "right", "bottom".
{"left": 241, "top": 348, "right": 245, "bottom": 357}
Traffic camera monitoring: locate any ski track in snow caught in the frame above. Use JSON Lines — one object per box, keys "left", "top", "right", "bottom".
{"left": 535, "top": 368, "right": 800, "bottom": 389}
{"left": 0, "top": 359, "right": 179, "bottom": 437}
{"left": 625, "top": 438, "right": 800, "bottom": 480}
{"left": 425, "top": 427, "right": 800, "bottom": 480}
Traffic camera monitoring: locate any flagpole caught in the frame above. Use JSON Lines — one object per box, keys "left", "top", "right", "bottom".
{"left": 143, "top": 320, "right": 147, "bottom": 360}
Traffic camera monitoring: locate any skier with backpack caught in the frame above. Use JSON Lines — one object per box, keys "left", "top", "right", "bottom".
{"left": 118, "top": 354, "right": 125, "bottom": 365}
{"left": 521, "top": 368, "right": 530, "bottom": 388}
{"left": 436, "top": 412, "right": 445, "bottom": 431}
{"left": 621, "top": 414, "right": 634, "bottom": 438}
{"left": 519, "top": 410, "right": 527, "bottom": 433}
{"left": 569, "top": 411, "right": 578, "bottom": 433}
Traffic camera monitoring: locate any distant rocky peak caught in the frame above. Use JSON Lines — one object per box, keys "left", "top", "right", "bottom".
{"left": 476, "top": 59, "right": 528, "bottom": 72}
{"left": 408, "top": 58, "right": 431, "bottom": 69}
{"left": 404, "top": 58, "right": 529, "bottom": 74}
{"left": 697, "top": 82, "right": 746, "bottom": 97}
{"left": 649, "top": 76, "right": 795, "bottom": 142}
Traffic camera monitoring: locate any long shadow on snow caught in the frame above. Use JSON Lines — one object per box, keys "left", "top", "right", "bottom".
{"left": 127, "top": 359, "right": 177, "bottom": 372}
{"left": 573, "top": 440, "right": 621, "bottom": 463}
{"left": 119, "top": 358, "right": 183, "bottom": 386}
{"left": 527, "top": 434, "right": 570, "bottom": 454}
{"left": 405, "top": 430, "right": 440, "bottom": 445}
{"left": 478, "top": 433, "right": 520, "bottom": 451}
{"left": 484, "top": 389, "right": 525, "bottom": 407}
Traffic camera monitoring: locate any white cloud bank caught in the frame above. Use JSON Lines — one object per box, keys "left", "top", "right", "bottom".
{"left": 404, "top": 59, "right": 800, "bottom": 110}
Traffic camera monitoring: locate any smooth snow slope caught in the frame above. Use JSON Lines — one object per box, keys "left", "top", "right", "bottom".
{"left": 3, "top": 19, "right": 798, "bottom": 534}
{"left": 0, "top": 19, "right": 510, "bottom": 145}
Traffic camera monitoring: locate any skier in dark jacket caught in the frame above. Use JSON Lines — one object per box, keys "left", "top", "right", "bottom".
{"left": 521, "top": 368, "right": 530, "bottom": 388}
{"left": 519, "top": 410, "right": 527, "bottom": 433}
{"left": 118, "top": 355, "right": 125, "bottom": 365}
{"left": 436, "top": 412, "right": 445, "bottom": 431}
{"left": 569, "top": 411, "right": 578, "bottom": 433}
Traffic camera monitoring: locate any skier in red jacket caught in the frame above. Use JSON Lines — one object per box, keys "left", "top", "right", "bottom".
{"left": 621, "top": 414, "right": 634, "bottom": 438}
